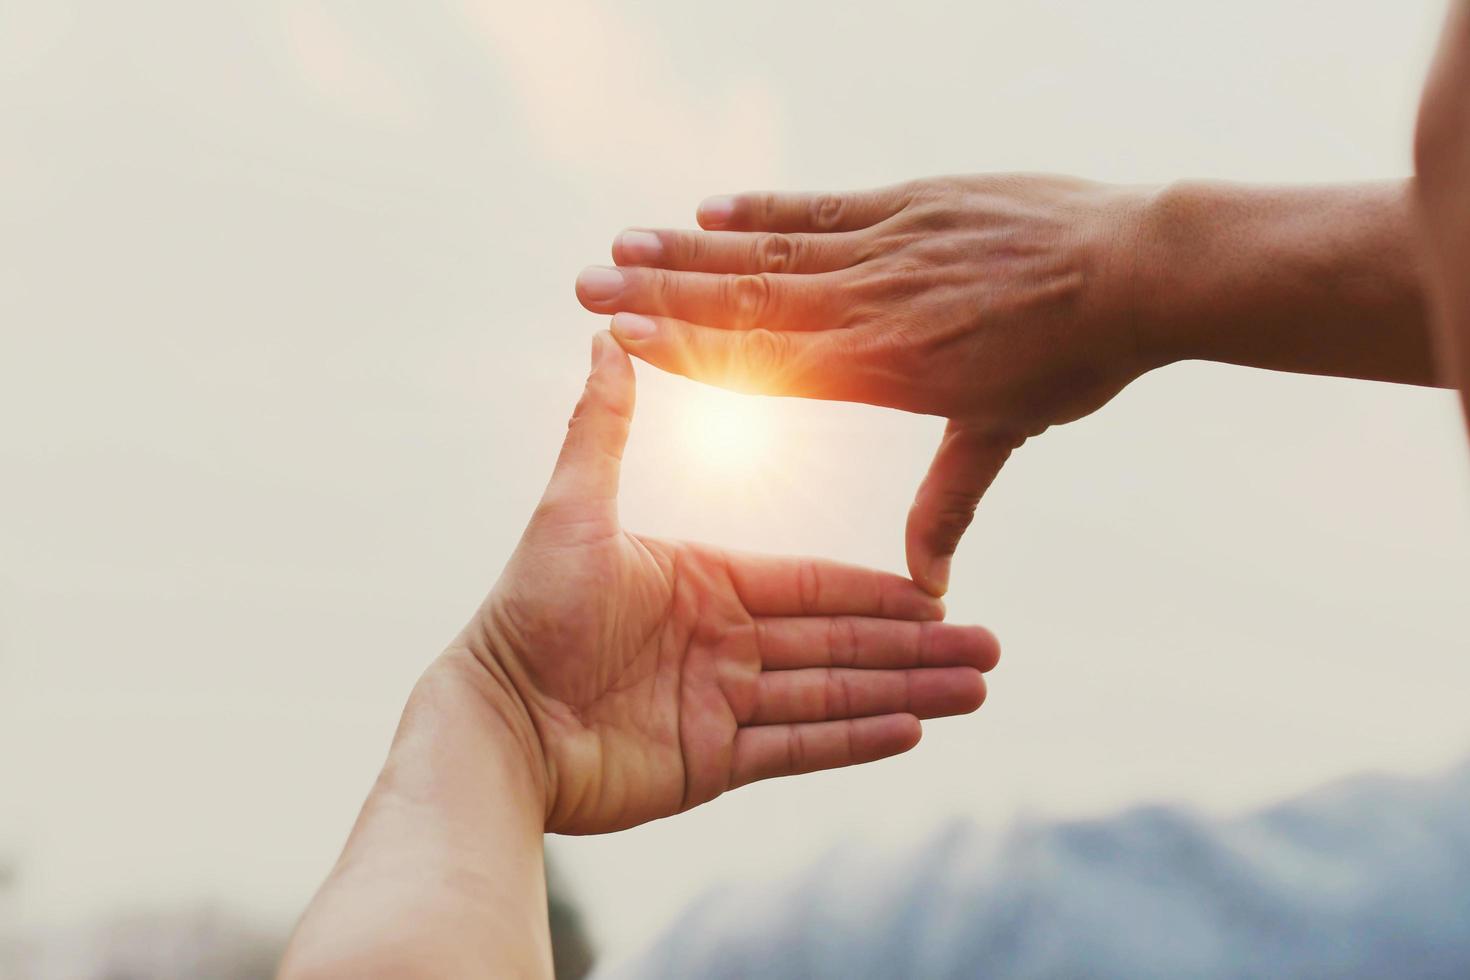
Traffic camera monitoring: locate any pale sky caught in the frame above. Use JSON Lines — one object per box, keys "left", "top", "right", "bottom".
{"left": 2, "top": 0, "right": 1467, "bottom": 963}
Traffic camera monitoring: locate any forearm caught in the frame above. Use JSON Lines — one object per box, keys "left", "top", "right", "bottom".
{"left": 1135, "top": 180, "right": 1435, "bottom": 385}
{"left": 280, "top": 650, "right": 553, "bottom": 980}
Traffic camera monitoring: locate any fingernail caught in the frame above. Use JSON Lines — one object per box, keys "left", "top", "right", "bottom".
{"left": 611, "top": 312, "right": 656, "bottom": 341}
{"left": 927, "top": 556, "right": 952, "bottom": 597}
{"left": 615, "top": 229, "right": 662, "bottom": 263}
{"left": 590, "top": 331, "right": 608, "bottom": 369}
{"left": 577, "top": 266, "right": 625, "bottom": 302}
{"left": 698, "top": 195, "right": 736, "bottom": 228}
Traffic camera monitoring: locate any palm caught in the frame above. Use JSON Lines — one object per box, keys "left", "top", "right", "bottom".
{"left": 478, "top": 335, "right": 999, "bottom": 834}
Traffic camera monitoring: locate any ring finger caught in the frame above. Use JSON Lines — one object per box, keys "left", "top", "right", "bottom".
{"left": 612, "top": 228, "right": 864, "bottom": 275}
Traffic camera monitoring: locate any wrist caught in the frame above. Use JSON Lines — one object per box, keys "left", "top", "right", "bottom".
{"left": 386, "top": 643, "right": 550, "bottom": 826}
{"left": 1128, "top": 179, "right": 1224, "bottom": 370}
{"left": 1082, "top": 181, "right": 1172, "bottom": 378}
{"left": 284, "top": 651, "right": 554, "bottom": 980}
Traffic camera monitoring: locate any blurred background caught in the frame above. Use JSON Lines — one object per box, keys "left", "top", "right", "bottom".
{"left": 2, "top": 0, "right": 1467, "bottom": 975}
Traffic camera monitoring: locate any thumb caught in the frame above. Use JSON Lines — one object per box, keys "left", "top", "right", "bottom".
{"left": 905, "top": 421, "right": 1017, "bottom": 597}
{"left": 542, "top": 331, "right": 636, "bottom": 511}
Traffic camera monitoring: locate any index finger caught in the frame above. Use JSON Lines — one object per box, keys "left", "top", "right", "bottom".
{"left": 719, "top": 550, "right": 945, "bottom": 620}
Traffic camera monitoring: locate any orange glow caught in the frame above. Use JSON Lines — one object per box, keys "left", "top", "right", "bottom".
{"left": 677, "top": 384, "right": 775, "bottom": 475}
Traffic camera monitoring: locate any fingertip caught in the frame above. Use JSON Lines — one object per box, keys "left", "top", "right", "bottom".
{"left": 589, "top": 330, "right": 636, "bottom": 405}
{"left": 975, "top": 626, "right": 1001, "bottom": 672}
{"left": 613, "top": 228, "right": 662, "bottom": 266}
{"left": 697, "top": 195, "right": 736, "bottom": 229}
{"left": 904, "top": 511, "right": 945, "bottom": 599}
{"left": 864, "top": 713, "right": 923, "bottom": 759}
{"left": 576, "top": 265, "right": 625, "bottom": 310}
{"left": 610, "top": 311, "right": 657, "bottom": 344}
{"left": 923, "top": 555, "right": 952, "bottom": 599}
{"left": 960, "top": 669, "right": 988, "bottom": 712}
{"left": 908, "top": 549, "right": 950, "bottom": 599}
{"left": 591, "top": 328, "right": 622, "bottom": 365}
{"left": 896, "top": 713, "right": 923, "bottom": 751}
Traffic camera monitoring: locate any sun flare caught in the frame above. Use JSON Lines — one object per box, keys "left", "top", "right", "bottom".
{"left": 676, "top": 384, "right": 775, "bottom": 474}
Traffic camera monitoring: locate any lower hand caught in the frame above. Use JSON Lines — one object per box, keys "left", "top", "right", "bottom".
{"left": 459, "top": 333, "right": 1001, "bottom": 835}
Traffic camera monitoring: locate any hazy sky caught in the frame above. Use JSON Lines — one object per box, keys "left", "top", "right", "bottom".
{"left": 2, "top": 0, "right": 1467, "bottom": 962}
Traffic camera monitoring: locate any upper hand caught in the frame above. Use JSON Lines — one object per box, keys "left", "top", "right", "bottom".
{"left": 576, "top": 175, "right": 1155, "bottom": 594}
{"left": 459, "top": 333, "right": 1000, "bottom": 835}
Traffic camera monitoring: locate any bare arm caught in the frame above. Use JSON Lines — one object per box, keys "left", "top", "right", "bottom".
{"left": 279, "top": 656, "right": 552, "bottom": 979}
{"left": 1138, "top": 180, "right": 1432, "bottom": 385}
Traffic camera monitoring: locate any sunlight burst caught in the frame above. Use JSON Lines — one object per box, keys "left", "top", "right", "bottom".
{"left": 676, "top": 384, "right": 775, "bottom": 475}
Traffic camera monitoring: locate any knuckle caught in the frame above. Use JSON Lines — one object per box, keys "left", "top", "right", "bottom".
{"left": 754, "top": 233, "right": 799, "bottom": 272}
{"left": 854, "top": 226, "right": 909, "bottom": 265}
{"left": 915, "top": 621, "right": 935, "bottom": 666}
{"left": 904, "top": 178, "right": 946, "bottom": 207}
{"left": 931, "top": 490, "right": 980, "bottom": 547}
{"left": 895, "top": 183, "right": 956, "bottom": 232}
{"left": 826, "top": 616, "right": 860, "bottom": 668}
{"left": 566, "top": 383, "right": 604, "bottom": 429}
{"left": 882, "top": 258, "right": 930, "bottom": 299}
{"left": 908, "top": 202, "right": 954, "bottom": 232}
{"left": 753, "top": 193, "right": 780, "bottom": 226}
{"left": 737, "top": 328, "right": 792, "bottom": 386}
{"left": 725, "top": 273, "right": 773, "bottom": 325}
{"left": 785, "top": 727, "right": 807, "bottom": 771}
{"left": 832, "top": 674, "right": 854, "bottom": 718}
{"left": 680, "top": 231, "right": 709, "bottom": 266}
{"left": 845, "top": 317, "right": 909, "bottom": 369}
{"left": 899, "top": 177, "right": 928, "bottom": 200}
{"left": 646, "top": 266, "right": 677, "bottom": 300}
{"left": 782, "top": 331, "right": 856, "bottom": 401}
{"left": 795, "top": 558, "right": 822, "bottom": 613}
{"left": 823, "top": 330, "right": 921, "bottom": 409}
{"left": 809, "top": 193, "right": 846, "bottom": 231}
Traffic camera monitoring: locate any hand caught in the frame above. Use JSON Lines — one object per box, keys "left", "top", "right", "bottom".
{"left": 575, "top": 175, "right": 1154, "bottom": 594}
{"left": 461, "top": 333, "right": 1000, "bottom": 835}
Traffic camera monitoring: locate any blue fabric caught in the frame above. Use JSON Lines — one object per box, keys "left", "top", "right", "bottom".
{"left": 598, "top": 759, "right": 1470, "bottom": 979}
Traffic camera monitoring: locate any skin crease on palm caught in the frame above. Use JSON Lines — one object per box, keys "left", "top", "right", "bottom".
{"left": 467, "top": 333, "right": 1000, "bottom": 835}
